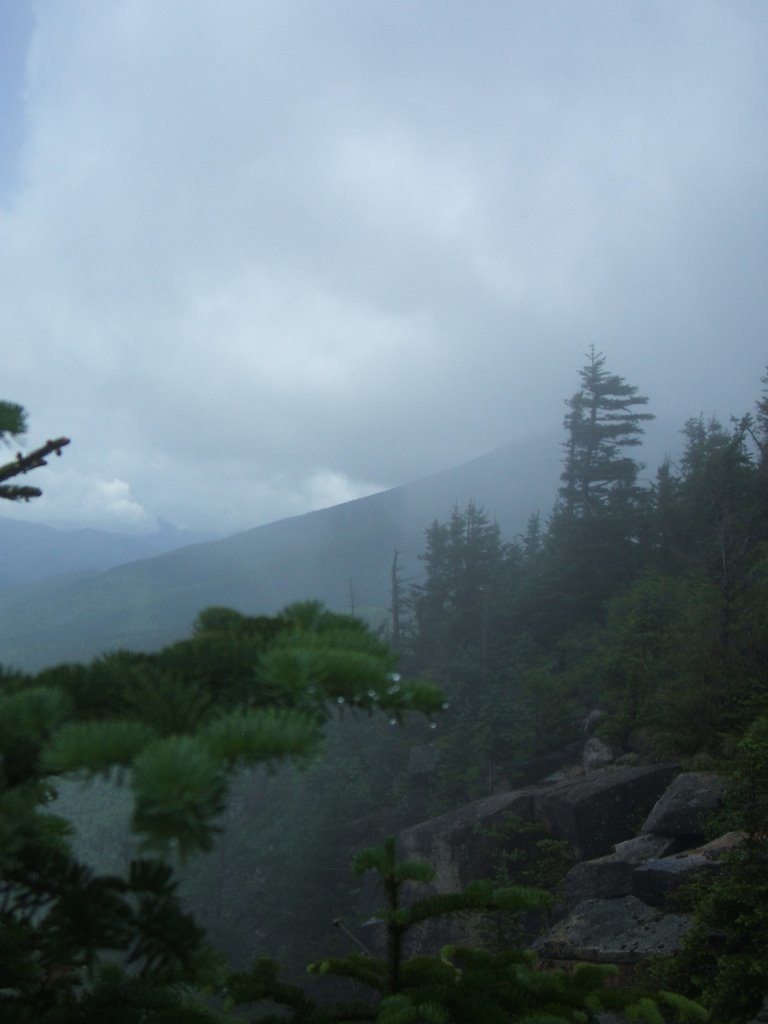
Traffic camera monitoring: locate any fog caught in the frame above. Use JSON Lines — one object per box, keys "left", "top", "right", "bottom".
{"left": 2, "top": 0, "right": 766, "bottom": 534}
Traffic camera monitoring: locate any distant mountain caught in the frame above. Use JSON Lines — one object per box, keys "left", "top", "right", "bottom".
{"left": 0, "top": 518, "right": 220, "bottom": 589}
{"left": 0, "top": 433, "right": 561, "bottom": 671}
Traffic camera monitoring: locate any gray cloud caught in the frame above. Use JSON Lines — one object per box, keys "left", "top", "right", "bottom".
{"left": 1, "top": 0, "right": 766, "bottom": 533}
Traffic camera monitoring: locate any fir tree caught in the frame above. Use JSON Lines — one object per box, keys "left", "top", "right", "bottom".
{"left": 559, "top": 347, "right": 653, "bottom": 519}
{"left": 411, "top": 502, "right": 504, "bottom": 677}
{"left": 532, "top": 350, "right": 654, "bottom": 636}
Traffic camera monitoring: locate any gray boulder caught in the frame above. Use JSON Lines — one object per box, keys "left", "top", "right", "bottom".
{"left": 534, "top": 764, "right": 680, "bottom": 860}
{"left": 389, "top": 789, "right": 540, "bottom": 953}
{"left": 641, "top": 771, "right": 726, "bottom": 838}
{"left": 632, "top": 831, "right": 744, "bottom": 909}
{"left": 583, "top": 737, "right": 616, "bottom": 772}
{"left": 535, "top": 895, "right": 692, "bottom": 963}
{"left": 632, "top": 852, "right": 720, "bottom": 908}
{"left": 559, "top": 834, "right": 679, "bottom": 910}
{"left": 612, "top": 833, "right": 683, "bottom": 860}
{"left": 691, "top": 830, "right": 746, "bottom": 858}
{"left": 399, "top": 789, "right": 536, "bottom": 892}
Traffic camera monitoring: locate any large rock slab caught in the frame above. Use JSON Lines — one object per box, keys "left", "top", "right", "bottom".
{"left": 631, "top": 831, "right": 743, "bottom": 908}
{"left": 534, "top": 765, "right": 679, "bottom": 860}
{"left": 535, "top": 896, "right": 692, "bottom": 963}
{"left": 559, "top": 834, "right": 679, "bottom": 910}
{"left": 381, "top": 790, "right": 541, "bottom": 955}
{"left": 641, "top": 771, "right": 726, "bottom": 839}
{"left": 399, "top": 789, "right": 536, "bottom": 892}
{"left": 632, "top": 853, "right": 719, "bottom": 908}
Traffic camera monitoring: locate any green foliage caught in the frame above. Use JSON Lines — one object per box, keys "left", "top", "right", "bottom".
{"left": 131, "top": 735, "right": 228, "bottom": 855}
{"left": 232, "top": 840, "right": 701, "bottom": 1024}
{"left": 475, "top": 814, "right": 574, "bottom": 894}
{"left": 0, "top": 400, "right": 28, "bottom": 440}
{"left": 410, "top": 501, "right": 505, "bottom": 676}
{"left": 0, "top": 598, "right": 442, "bottom": 1021}
{"left": 42, "top": 719, "right": 159, "bottom": 776}
{"left": 596, "top": 572, "right": 724, "bottom": 752}
{"left": 732, "top": 712, "right": 768, "bottom": 834}
{"left": 6, "top": 364, "right": 768, "bottom": 1019}
{"left": 654, "top": 837, "right": 768, "bottom": 1023}
{"left": 657, "top": 991, "right": 710, "bottom": 1023}
{"left": 200, "top": 707, "right": 323, "bottom": 766}
{"left": 653, "top": 718, "right": 768, "bottom": 1021}
{"left": 400, "top": 363, "right": 768, "bottom": 1015}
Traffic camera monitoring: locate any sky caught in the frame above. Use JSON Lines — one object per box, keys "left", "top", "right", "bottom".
{"left": 1, "top": 0, "right": 767, "bottom": 536}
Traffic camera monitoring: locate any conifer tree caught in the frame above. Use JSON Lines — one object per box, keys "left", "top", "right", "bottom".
{"left": 559, "top": 347, "right": 653, "bottom": 519}
{"left": 751, "top": 367, "right": 768, "bottom": 463}
{"left": 411, "top": 501, "right": 504, "bottom": 675}
{"left": 531, "top": 350, "right": 654, "bottom": 635}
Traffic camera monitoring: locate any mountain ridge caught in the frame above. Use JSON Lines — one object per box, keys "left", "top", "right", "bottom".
{"left": 0, "top": 433, "right": 561, "bottom": 671}
{"left": 0, "top": 516, "right": 220, "bottom": 589}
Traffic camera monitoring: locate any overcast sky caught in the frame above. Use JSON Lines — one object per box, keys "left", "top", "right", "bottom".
{"left": 1, "top": 0, "right": 766, "bottom": 535}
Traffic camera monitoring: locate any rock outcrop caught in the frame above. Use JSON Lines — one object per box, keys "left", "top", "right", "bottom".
{"left": 535, "top": 895, "right": 692, "bottom": 962}
{"left": 583, "top": 736, "right": 615, "bottom": 772}
{"left": 533, "top": 764, "right": 679, "bottom": 860}
{"left": 390, "top": 762, "right": 731, "bottom": 973}
{"left": 640, "top": 771, "right": 727, "bottom": 839}
{"left": 538, "top": 770, "right": 729, "bottom": 965}
{"left": 399, "top": 789, "right": 536, "bottom": 891}
{"left": 559, "top": 833, "right": 681, "bottom": 910}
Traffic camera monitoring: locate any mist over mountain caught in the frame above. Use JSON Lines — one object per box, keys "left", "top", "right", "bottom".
{"left": 0, "top": 518, "right": 220, "bottom": 590}
{"left": 0, "top": 432, "right": 561, "bottom": 671}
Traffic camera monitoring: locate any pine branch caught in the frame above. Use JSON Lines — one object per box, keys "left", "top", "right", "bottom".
{"left": 0, "top": 437, "right": 70, "bottom": 502}
{"left": 0, "top": 437, "right": 70, "bottom": 482}
{"left": 308, "top": 953, "right": 387, "bottom": 993}
{"left": 0, "top": 483, "right": 43, "bottom": 501}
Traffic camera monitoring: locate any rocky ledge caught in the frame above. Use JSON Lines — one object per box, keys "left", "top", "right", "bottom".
{"left": 394, "top": 758, "right": 732, "bottom": 968}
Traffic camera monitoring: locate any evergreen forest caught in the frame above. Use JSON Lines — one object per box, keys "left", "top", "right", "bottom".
{"left": 2, "top": 351, "right": 768, "bottom": 1022}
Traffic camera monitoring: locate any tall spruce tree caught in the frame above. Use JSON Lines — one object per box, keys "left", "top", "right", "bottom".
{"left": 559, "top": 347, "right": 653, "bottom": 518}
{"left": 531, "top": 351, "right": 654, "bottom": 636}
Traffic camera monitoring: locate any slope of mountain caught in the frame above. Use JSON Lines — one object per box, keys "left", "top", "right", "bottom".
{"left": 0, "top": 433, "right": 561, "bottom": 671}
{"left": 0, "top": 518, "right": 219, "bottom": 589}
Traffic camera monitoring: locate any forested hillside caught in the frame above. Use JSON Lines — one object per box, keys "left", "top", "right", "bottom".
{"left": 186, "top": 349, "right": 766, "bottom": 1014}
{"left": 0, "top": 518, "right": 219, "bottom": 589}
{"left": 2, "top": 355, "right": 768, "bottom": 1022}
{"left": 0, "top": 433, "right": 561, "bottom": 670}
{"left": 401, "top": 349, "right": 768, "bottom": 809}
